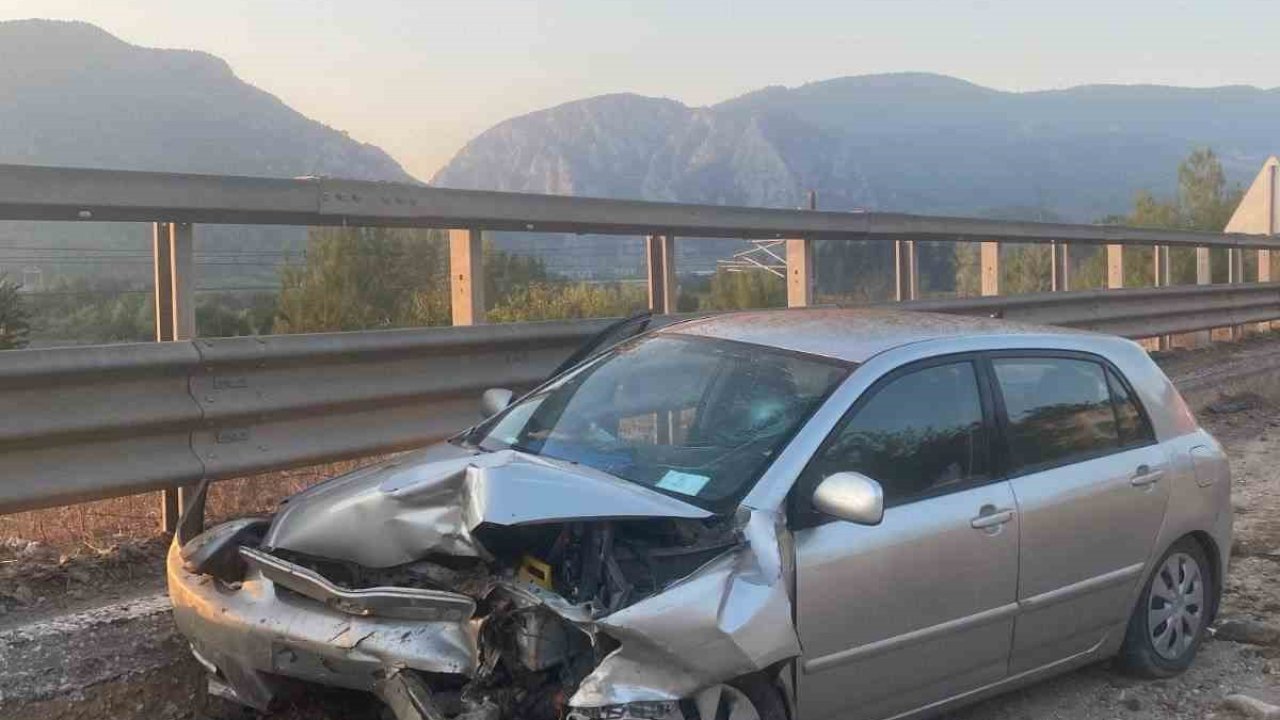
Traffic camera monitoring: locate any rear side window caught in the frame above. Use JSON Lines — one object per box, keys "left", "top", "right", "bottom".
{"left": 993, "top": 357, "right": 1151, "bottom": 474}
{"left": 804, "top": 361, "right": 989, "bottom": 506}
{"left": 1107, "top": 368, "right": 1156, "bottom": 445}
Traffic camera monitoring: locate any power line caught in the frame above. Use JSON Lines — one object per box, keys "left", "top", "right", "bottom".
{"left": 23, "top": 287, "right": 285, "bottom": 297}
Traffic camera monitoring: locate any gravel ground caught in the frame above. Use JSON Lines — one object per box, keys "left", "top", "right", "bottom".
{"left": 6, "top": 364, "right": 1280, "bottom": 719}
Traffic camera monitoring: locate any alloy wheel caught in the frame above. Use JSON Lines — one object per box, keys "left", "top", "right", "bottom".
{"left": 1147, "top": 551, "right": 1205, "bottom": 660}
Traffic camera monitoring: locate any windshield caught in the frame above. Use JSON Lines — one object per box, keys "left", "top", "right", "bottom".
{"left": 467, "top": 334, "right": 851, "bottom": 508}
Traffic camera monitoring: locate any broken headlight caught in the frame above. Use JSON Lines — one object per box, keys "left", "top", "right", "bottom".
{"left": 568, "top": 700, "right": 687, "bottom": 720}
{"left": 180, "top": 517, "right": 270, "bottom": 581}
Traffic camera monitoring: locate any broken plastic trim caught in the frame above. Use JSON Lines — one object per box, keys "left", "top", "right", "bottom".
{"left": 240, "top": 546, "right": 475, "bottom": 622}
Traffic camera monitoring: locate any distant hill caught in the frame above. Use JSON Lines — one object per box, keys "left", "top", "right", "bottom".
{"left": 0, "top": 20, "right": 415, "bottom": 292}
{"left": 0, "top": 19, "right": 412, "bottom": 181}
{"left": 435, "top": 73, "right": 1276, "bottom": 221}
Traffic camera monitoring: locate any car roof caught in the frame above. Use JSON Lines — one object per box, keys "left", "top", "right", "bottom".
{"left": 663, "top": 307, "right": 1099, "bottom": 364}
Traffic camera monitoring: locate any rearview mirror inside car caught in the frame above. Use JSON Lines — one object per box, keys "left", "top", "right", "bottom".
{"left": 813, "top": 472, "right": 884, "bottom": 525}
{"left": 480, "top": 388, "right": 514, "bottom": 417}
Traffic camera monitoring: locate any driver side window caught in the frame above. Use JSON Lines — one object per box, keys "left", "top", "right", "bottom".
{"left": 803, "top": 360, "right": 990, "bottom": 508}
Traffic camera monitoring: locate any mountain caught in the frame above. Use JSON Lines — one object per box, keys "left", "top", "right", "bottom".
{"left": 434, "top": 73, "right": 1276, "bottom": 222}
{"left": 0, "top": 19, "right": 412, "bottom": 181}
{"left": 0, "top": 20, "right": 415, "bottom": 295}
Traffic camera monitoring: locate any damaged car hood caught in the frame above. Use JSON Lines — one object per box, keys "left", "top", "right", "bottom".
{"left": 262, "top": 444, "right": 712, "bottom": 568}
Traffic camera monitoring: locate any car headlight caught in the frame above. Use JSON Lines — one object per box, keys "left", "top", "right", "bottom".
{"left": 567, "top": 700, "right": 686, "bottom": 720}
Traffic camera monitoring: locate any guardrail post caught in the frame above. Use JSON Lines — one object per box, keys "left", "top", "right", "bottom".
{"left": 1260, "top": 249, "right": 1273, "bottom": 334}
{"left": 1154, "top": 245, "right": 1171, "bottom": 350}
{"left": 1195, "top": 246, "right": 1212, "bottom": 346}
{"left": 787, "top": 237, "right": 813, "bottom": 307}
{"left": 646, "top": 234, "right": 677, "bottom": 313}
{"left": 1051, "top": 241, "right": 1069, "bottom": 292}
{"left": 155, "top": 221, "right": 196, "bottom": 533}
{"left": 980, "top": 241, "right": 1000, "bottom": 296}
{"left": 894, "top": 240, "right": 918, "bottom": 301}
{"left": 1106, "top": 244, "right": 1124, "bottom": 289}
{"left": 153, "top": 222, "right": 175, "bottom": 342}
{"left": 1229, "top": 247, "right": 1245, "bottom": 340}
{"left": 449, "top": 228, "right": 485, "bottom": 326}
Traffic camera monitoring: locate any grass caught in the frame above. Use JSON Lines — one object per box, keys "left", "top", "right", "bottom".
{"left": 0, "top": 455, "right": 387, "bottom": 553}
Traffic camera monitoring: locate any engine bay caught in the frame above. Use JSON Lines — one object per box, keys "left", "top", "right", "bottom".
{"left": 185, "top": 515, "right": 740, "bottom": 720}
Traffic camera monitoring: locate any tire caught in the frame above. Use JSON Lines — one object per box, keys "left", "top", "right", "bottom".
{"left": 696, "top": 675, "right": 788, "bottom": 720}
{"left": 1115, "top": 536, "right": 1215, "bottom": 678}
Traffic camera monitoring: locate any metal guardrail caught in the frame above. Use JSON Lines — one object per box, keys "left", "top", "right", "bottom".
{"left": 0, "top": 319, "right": 608, "bottom": 513}
{"left": 904, "top": 282, "right": 1280, "bottom": 338}
{"left": 0, "top": 162, "right": 1273, "bottom": 248}
{"left": 4, "top": 161, "right": 1280, "bottom": 522}
{"left": 3, "top": 283, "right": 1278, "bottom": 515}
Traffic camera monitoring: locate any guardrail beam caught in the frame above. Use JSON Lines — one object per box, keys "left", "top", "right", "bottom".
{"left": 4, "top": 285, "right": 1280, "bottom": 518}
{"left": 4, "top": 163, "right": 1278, "bottom": 248}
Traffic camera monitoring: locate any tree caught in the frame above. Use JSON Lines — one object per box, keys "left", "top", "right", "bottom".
{"left": 274, "top": 227, "right": 553, "bottom": 334}
{"left": 964, "top": 147, "right": 1247, "bottom": 293}
{"left": 954, "top": 243, "right": 1054, "bottom": 297}
{"left": 701, "top": 268, "right": 785, "bottom": 311}
{"left": 488, "top": 282, "right": 647, "bottom": 322}
{"left": 1179, "top": 148, "right": 1241, "bottom": 231}
{"left": 274, "top": 226, "right": 452, "bottom": 333}
{"left": 0, "top": 275, "right": 31, "bottom": 350}
{"left": 1077, "top": 147, "right": 1245, "bottom": 287}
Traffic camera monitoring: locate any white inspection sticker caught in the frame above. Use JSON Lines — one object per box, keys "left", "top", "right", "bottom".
{"left": 656, "top": 469, "right": 711, "bottom": 497}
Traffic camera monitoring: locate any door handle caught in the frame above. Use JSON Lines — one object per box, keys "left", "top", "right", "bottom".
{"left": 970, "top": 507, "right": 1015, "bottom": 529}
{"left": 1131, "top": 464, "right": 1164, "bottom": 487}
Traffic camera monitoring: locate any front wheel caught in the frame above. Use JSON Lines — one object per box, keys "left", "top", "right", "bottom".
{"left": 694, "top": 676, "right": 788, "bottom": 720}
{"left": 1115, "top": 537, "right": 1214, "bottom": 677}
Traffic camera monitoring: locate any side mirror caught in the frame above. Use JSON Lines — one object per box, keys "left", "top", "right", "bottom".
{"left": 480, "top": 388, "right": 514, "bottom": 417}
{"left": 812, "top": 472, "right": 884, "bottom": 525}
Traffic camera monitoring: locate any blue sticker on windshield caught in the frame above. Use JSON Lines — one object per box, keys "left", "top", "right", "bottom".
{"left": 656, "top": 470, "right": 711, "bottom": 497}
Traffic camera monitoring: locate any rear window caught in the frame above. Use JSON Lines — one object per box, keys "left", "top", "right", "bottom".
{"left": 993, "top": 357, "right": 1152, "bottom": 474}
{"left": 1107, "top": 367, "right": 1156, "bottom": 445}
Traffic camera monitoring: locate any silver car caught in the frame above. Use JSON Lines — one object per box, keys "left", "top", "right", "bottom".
{"left": 168, "top": 308, "right": 1232, "bottom": 720}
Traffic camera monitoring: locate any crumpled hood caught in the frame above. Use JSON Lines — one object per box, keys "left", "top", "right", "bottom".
{"left": 261, "top": 443, "right": 712, "bottom": 568}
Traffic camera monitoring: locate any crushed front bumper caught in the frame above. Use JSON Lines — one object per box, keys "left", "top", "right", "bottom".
{"left": 166, "top": 540, "right": 479, "bottom": 710}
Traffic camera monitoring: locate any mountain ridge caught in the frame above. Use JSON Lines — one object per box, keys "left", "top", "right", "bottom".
{"left": 434, "top": 72, "right": 1278, "bottom": 221}
{"left": 0, "top": 19, "right": 414, "bottom": 182}
{"left": 0, "top": 20, "right": 416, "bottom": 293}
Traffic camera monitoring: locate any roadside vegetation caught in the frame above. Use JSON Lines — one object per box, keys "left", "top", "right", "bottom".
{"left": 0, "top": 274, "right": 30, "bottom": 349}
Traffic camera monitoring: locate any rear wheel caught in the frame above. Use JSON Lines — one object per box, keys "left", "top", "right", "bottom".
{"left": 1116, "top": 537, "right": 1214, "bottom": 677}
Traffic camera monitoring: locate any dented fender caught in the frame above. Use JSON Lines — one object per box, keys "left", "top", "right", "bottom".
{"left": 569, "top": 508, "right": 800, "bottom": 707}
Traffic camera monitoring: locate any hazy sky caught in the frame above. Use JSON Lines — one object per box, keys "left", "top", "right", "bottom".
{"left": 1, "top": 0, "right": 1276, "bottom": 180}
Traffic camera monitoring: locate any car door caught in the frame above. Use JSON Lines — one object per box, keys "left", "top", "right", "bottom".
{"left": 792, "top": 358, "right": 1019, "bottom": 720}
{"left": 988, "top": 354, "right": 1171, "bottom": 674}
